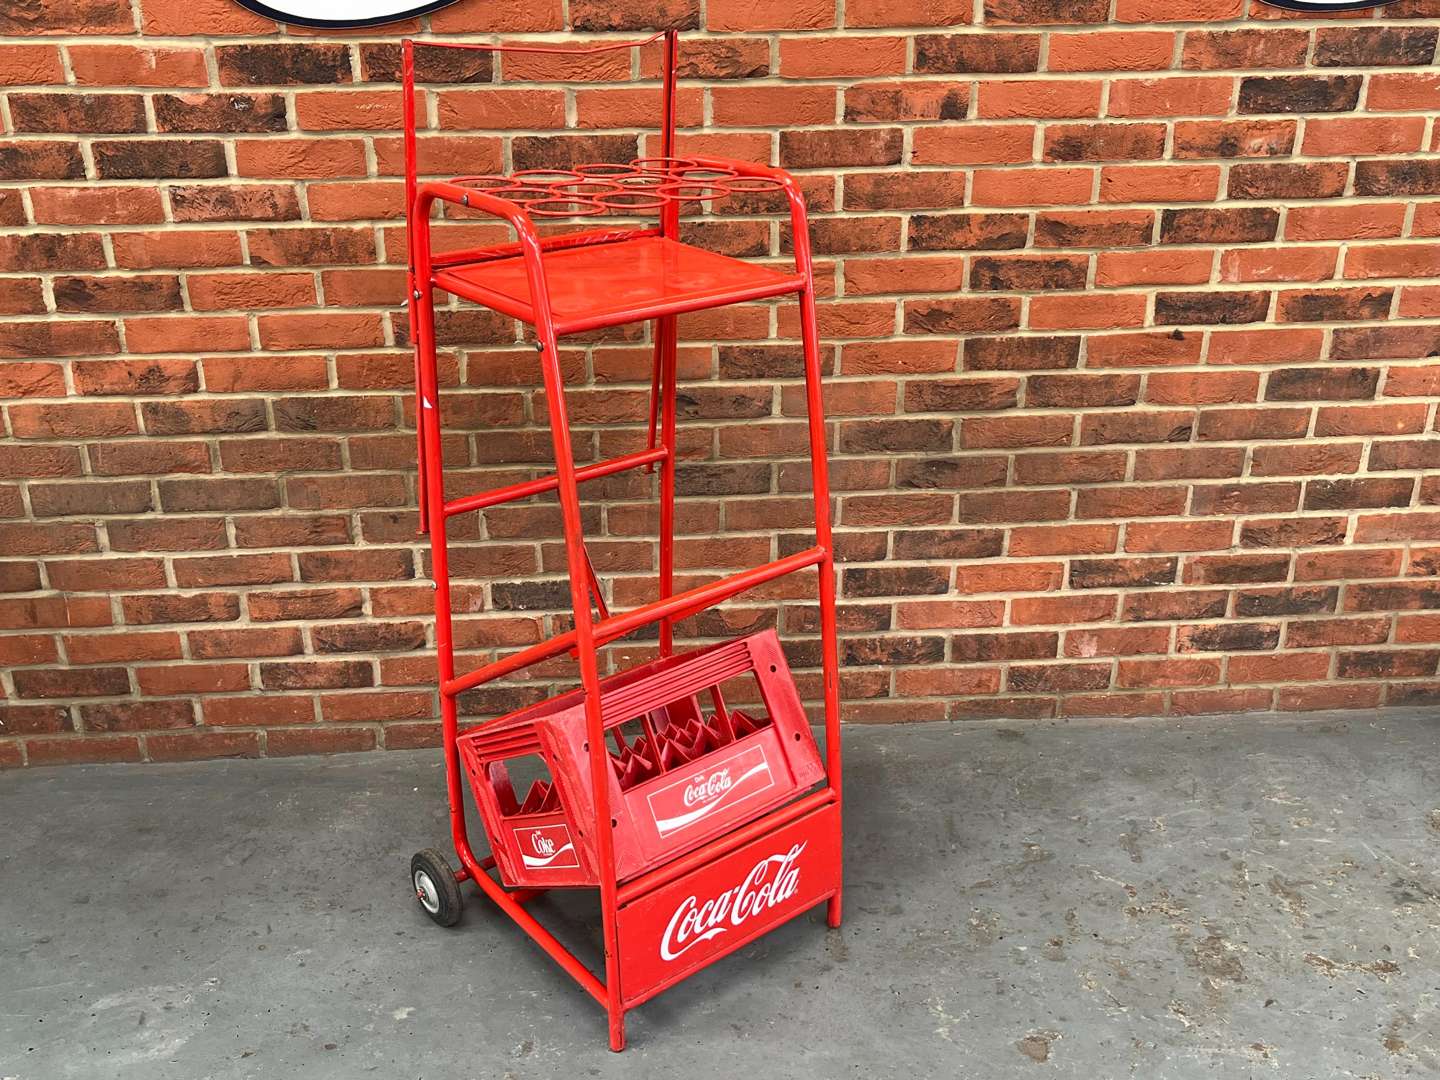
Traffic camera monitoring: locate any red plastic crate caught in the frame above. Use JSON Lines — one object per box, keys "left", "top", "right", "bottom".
{"left": 458, "top": 629, "right": 825, "bottom": 889}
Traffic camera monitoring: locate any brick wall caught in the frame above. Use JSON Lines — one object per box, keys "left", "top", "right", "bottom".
{"left": 4, "top": 0, "right": 1440, "bottom": 767}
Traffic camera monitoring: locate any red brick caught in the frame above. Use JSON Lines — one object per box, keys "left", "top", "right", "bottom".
{"left": 843, "top": 82, "right": 965, "bottom": 124}
{"left": 1029, "top": 293, "right": 1147, "bottom": 330}
{"left": 1279, "top": 685, "right": 1382, "bottom": 712}
{"left": 1116, "top": 658, "right": 1221, "bottom": 689}
{"left": 778, "top": 37, "right": 908, "bottom": 78}
{"left": 267, "top": 727, "right": 377, "bottom": 756}
{"left": 1287, "top": 204, "right": 1405, "bottom": 243}
{"left": 978, "top": 80, "right": 1104, "bottom": 119}
{"left": 112, "top": 229, "right": 245, "bottom": 269}
{"left": 1181, "top": 28, "right": 1309, "bottom": 69}
{"left": 1173, "top": 118, "right": 1295, "bottom": 159}
{"left": 70, "top": 45, "right": 209, "bottom": 87}
{"left": 1208, "top": 328, "right": 1324, "bottom": 365}
{"left": 14, "top": 666, "right": 131, "bottom": 699}
{"left": 1305, "top": 117, "right": 1426, "bottom": 158}
{"left": 1126, "top": 520, "right": 1234, "bottom": 553}
{"left": 25, "top": 736, "right": 142, "bottom": 766}
{"left": 1171, "top": 688, "right": 1274, "bottom": 715}
{"left": 1316, "top": 404, "right": 1428, "bottom": 438}
{"left": 0, "top": 45, "right": 66, "bottom": 85}
{"left": 707, "top": 0, "right": 831, "bottom": 28}
{"left": 1049, "top": 31, "right": 1174, "bottom": 71}
{"left": 148, "top": 730, "right": 262, "bottom": 762}
{"left": 1345, "top": 244, "right": 1440, "bottom": 281}
{"left": 1367, "top": 73, "right": 1440, "bottom": 112}
{"left": 30, "top": 185, "right": 164, "bottom": 226}
{"left": 0, "top": 10, "right": 1435, "bottom": 755}
{"left": 1101, "top": 164, "right": 1219, "bottom": 202}
{"left": 124, "top": 316, "right": 250, "bottom": 354}
{"left": 971, "top": 168, "right": 1093, "bottom": 207}
{"left": 1107, "top": 77, "right": 1233, "bottom": 118}
{"left": 1219, "top": 247, "right": 1337, "bottom": 284}
{"left": 912, "top": 124, "right": 1034, "bottom": 165}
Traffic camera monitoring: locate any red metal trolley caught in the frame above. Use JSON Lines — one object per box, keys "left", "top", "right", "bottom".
{"left": 400, "top": 31, "right": 843, "bottom": 1051}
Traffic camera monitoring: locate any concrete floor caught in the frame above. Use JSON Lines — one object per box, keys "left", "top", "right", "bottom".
{"left": 2, "top": 710, "right": 1438, "bottom": 1079}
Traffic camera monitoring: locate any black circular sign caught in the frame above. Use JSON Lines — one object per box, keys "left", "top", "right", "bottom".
{"left": 233, "top": 0, "right": 462, "bottom": 28}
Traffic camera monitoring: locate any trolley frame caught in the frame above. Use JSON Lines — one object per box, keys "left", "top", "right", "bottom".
{"left": 401, "top": 31, "right": 843, "bottom": 1051}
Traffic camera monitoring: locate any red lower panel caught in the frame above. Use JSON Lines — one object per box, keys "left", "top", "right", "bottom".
{"left": 616, "top": 801, "right": 840, "bottom": 1009}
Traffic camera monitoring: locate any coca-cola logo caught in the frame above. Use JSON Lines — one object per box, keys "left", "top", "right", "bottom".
{"left": 660, "top": 843, "right": 806, "bottom": 962}
{"left": 683, "top": 768, "right": 733, "bottom": 808}
{"left": 648, "top": 744, "right": 775, "bottom": 838}
{"left": 518, "top": 824, "right": 578, "bottom": 870}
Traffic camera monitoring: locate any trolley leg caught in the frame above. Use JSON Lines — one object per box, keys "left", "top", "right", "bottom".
{"left": 657, "top": 313, "right": 678, "bottom": 659}
{"left": 795, "top": 276, "right": 843, "bottom": 931}
{"left": 532, "top": 324, "right": 628, "bottom": 1053}
{"left": 411, "top": 255, "right": 485, "bottom": 879}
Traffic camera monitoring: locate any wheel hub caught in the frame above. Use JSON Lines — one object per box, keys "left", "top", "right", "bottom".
{"left": 413, "top": 869, "right": 441, "bottom": 914}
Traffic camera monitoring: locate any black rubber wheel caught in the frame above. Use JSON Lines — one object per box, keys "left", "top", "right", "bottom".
{"left": 410, "top": 848, "right": 463, "bottom": 927}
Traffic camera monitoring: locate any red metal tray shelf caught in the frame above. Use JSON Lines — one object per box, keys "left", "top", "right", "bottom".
{"left": 432, "top": 234, "right": 805, "bottom": 335}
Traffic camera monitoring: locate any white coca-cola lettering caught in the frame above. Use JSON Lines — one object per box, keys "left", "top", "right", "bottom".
{"left": 518, "top": 825, "right": 577, "bottom": 869}
{"left": 659, "top": 842, "right": 806, "bottom": 962}
{"left": 683, "top": 767, "right": 733, "bottom": 808}
{"left": 647, "top": 745, "right": 774, "bottom": 837}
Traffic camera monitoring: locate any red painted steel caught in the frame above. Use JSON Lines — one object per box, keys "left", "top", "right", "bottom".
{"left": 432, "top": 236, "right": 806, "bottom": 335}
{"left": 441, "top": 445, "right": 666, "bottom": 518}
{"left": 402, "top": 30, "right": 843, "bottom": 1051}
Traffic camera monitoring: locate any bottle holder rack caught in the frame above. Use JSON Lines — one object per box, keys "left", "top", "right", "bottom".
{"left": 458, "top": 630, "right": 826, "bottom": 889}
{"left": 450, "top": 157, "right": 787, "bottom": 217}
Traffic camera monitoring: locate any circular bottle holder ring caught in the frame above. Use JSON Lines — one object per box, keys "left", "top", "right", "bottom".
{"left": 554, "top": 180, "right": 628, "bottom": 197}
{"left": 655, "top": 181, "right": 730, "bottom": 203}
{"left": 500, "top": 185, "right": 570, "bottom": 205}
{"left": 525, "top": 197, "right": 608, "bottom": 218}
{"left": 511, "top": 168, "right": 585, "bottom": 186}
{"left": 452, "top": 175, "right": 521, "bottom": 192}
{"left": 594, "top": 189, "right": 669, "bottom": 211}
{"left": 678, "top": 166, "right": 739, "bottom": 183}
{"left": 724, "top": 175, "right": 786, "bottom": 193}
{"left": 613, "top": 172, "right": 667, "bottom": 188}
{"left": 575, "top": 163, "right": 642, "bottom": 179}
{"left": 631, "top": 156, "right": 698, "bottom": 174}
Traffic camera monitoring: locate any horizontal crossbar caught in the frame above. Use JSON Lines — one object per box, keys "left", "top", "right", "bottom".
{"left": 442, "top": 545, "right": 825, "bottom": 699}
{"left": 443, "top": 446, "right": 668, "bottom": 519}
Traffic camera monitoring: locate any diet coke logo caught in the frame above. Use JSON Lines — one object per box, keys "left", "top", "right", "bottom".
{"left": 683, "top": 768, "right": 733, "bottom": 808}
{"left": 660, "top": 843, "right": 806, "bottom": 962}
{"left": 517, "top": 824, "right": 578, "bottom": 870}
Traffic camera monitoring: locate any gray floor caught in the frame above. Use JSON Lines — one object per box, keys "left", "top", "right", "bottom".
{"left": 2, "top": 710, "right": 1438, "bottom": 1079}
